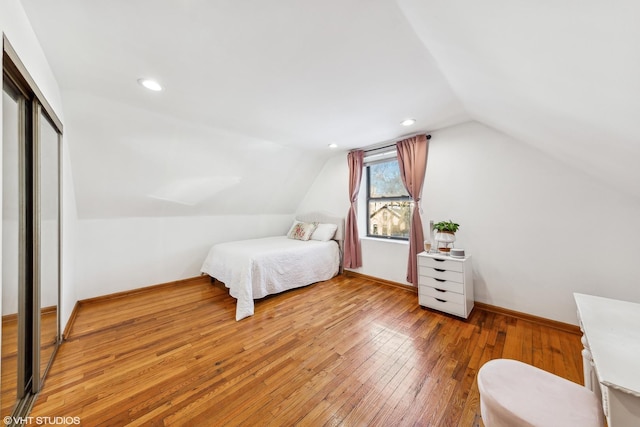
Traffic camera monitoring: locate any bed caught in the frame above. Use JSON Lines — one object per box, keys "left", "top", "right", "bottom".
{"left": 200, "top": 212, "right": 344, "bottom": 320}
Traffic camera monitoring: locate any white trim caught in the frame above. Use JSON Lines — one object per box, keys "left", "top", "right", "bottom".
{"left": 360, "top": 236, "right": 409, "bottom": 245}
{"left": 363, "top": 149, "right": 396, "bottom": 165}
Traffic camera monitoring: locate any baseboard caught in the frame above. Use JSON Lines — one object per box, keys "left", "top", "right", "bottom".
{"left": 4, "top": 306, "right": 61, "bottom": 325}
{"left": 78, "top": 275, "right": 208, "bottom": 306}
{"left": 2, "top": 312, "right": 18, "bottom": 324}
{"left": 344, "top": 270, "right": 417, "bottom": 293}
{"left": 63, "top": 301, "right": 80, "bottom": 340}
{"left": 474, "top": 302, "right": 581, "bottom": 335}
{"left": 344, "top": 270, "right": 580, "bottom": 335}
{"left": 42, "top": 305, "right": 57, "bottom": 315}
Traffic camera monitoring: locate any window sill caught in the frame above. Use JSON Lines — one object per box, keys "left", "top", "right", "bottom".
{"left": 360, "top": 236, "right": 409, "bottom": 245}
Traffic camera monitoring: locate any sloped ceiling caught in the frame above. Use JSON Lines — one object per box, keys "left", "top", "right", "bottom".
{"left": 397, "top": 0, "right": 640, "bottom": 198}
{"left": 18, "top": 0, "right": 640, "bottom": 219}
{"left": 19, "top": 0, "right": 468, "bottom": 218}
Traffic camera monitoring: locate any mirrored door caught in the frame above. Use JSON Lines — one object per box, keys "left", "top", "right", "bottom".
{"left": 1, "top": 77, "right": 29, "bottom": 419}
{"left": 34, "top": 106, "right": 60, "bottom": 391}
{"left": 2, "top": 41, "right": 63, "bottom": 420}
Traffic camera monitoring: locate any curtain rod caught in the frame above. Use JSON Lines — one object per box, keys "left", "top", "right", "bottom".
{"left": 362, "top": 134, "right": 431, "bottom": 153}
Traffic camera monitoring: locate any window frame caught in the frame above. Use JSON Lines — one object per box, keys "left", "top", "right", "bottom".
{"left": 365, "top": 158, "right": 412, "bottom": 241}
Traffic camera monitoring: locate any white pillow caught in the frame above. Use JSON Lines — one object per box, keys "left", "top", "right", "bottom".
{"left": 287, "top": 221, "right": 318, "bottom": 241}
{"left": 310, "top": 223, "right": 338, "bottom": 241}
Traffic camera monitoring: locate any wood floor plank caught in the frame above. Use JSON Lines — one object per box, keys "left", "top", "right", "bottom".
{"left": 29, "top": 275, "right": 584, "bottom": 426}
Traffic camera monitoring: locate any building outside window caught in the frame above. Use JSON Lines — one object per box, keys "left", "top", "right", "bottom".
{"left": 366, "top": 159, "right": 412, "bottom": 240}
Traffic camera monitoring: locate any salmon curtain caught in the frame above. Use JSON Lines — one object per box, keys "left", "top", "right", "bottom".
{"left": 344, "top": 150, "right": 364, "bottom": 268}
{"left": 396, "top": 135, "right": 429, "bottom": 285}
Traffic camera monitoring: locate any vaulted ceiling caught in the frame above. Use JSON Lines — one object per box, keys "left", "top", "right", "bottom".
{"left": 398, "top": 0, "right": 640, "bottom": 200}
{"left": 19, "top": 0, "right": 640, "bottom": 217}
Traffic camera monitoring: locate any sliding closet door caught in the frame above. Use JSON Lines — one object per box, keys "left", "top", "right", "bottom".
{"left": 33, "top": 107, "right": 60, "bottom": 391}
{"left": 1, "top": 80, "right": 29, "bottom": 418}
{"left": 2, "top": 37, "right": 63, "bottom": 420}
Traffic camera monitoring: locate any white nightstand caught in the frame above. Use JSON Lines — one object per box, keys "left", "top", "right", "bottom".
{"left": 417, "top": 252, "right": 474, "bottom": 318}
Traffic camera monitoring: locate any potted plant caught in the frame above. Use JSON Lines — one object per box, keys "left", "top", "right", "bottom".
{"left": 433, "top": 220, "right": 459, "bottom": 253}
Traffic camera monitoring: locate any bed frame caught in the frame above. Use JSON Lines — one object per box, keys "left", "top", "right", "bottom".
{"left": 202, "top": 211, "right": 346, "bottom": 320}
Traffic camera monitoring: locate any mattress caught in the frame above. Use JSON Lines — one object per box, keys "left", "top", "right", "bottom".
{"left": 200, "top": 236, "right": 340, "bottom": 320}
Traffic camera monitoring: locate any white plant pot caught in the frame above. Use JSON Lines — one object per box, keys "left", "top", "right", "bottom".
{"left": 435, "top": 231, "right": 456, "bottom": 253}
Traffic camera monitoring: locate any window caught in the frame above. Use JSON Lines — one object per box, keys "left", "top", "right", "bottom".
{"left": 366, "top": 159, "right": 412, "bottom": 240}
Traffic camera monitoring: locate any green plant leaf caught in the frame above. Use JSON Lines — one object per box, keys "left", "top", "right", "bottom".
{"left": 433, "top": 220, "right": 459, "bottom": 232}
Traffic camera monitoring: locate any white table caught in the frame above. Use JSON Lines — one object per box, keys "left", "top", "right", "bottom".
{"left": 574, "top": 293, "right": 640, "bottom": 427}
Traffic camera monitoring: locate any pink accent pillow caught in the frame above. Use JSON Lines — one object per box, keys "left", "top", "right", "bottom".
{"left": 287, "top": 221, "right": 318, "bottom": 241}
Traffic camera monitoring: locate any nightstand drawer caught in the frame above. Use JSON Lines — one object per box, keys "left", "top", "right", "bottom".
{"left": 419, "top": 286, "right": 465, "bottom": 305}
{"left": 418, "top": 266, "right": 463, "bottom": 283}
{"left": 418, "top": 256, "right": 463, "bottom": 272}
{"left": 418, "top": 276, "right": 464, "bottom": 294}
{"left": 419, "top": 295, "right": 466, "bottom": 317}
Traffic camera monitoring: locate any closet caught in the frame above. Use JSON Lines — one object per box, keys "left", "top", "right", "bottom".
{"left": 2, "top": 37, "right": 62, "bottom": 421}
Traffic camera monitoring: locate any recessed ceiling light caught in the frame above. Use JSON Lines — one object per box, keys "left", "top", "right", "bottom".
{"left": 138, "top": 78, "right": 163, "bottom": 91}
{"left": 401, "top": 118, "right": 416, "bottom": 126}
{"left": 328, "top": 143, "right": 338, "bottom": 149}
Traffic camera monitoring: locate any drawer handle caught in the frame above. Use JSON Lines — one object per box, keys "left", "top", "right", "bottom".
{"left": 435, "top": 298, "right": 447, "bottom": 303}
{"left": 435, "top": 288, "right": 446, "bottom": 293}
{"left": 434, "top": 258, "right": 446, "bottom": 262}
{"left": 434, "top": 268, "right": 446, "bottom": 272}
{"left": 435, "top": 278, "right": 446, "bottom": 282}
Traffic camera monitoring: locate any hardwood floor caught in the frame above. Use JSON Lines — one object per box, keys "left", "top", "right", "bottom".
{"left": 2, "top": 308, "right": 58, "bottom": 418}
{"left": 1, "top": 315, "right": 19, "bottom": 417}
{"left": 30, "top": 275, "right": 583, "bottom": 426}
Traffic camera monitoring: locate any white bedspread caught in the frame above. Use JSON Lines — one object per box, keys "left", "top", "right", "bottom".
{"left": 200, "top": 236, "right": 340, "bottom": 320}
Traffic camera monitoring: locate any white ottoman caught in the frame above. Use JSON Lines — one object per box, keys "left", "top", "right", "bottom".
{"left": 477, "top": 359, "right": 604, "bottom": 427}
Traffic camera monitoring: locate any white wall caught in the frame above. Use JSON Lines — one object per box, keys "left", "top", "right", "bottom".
{"left": 74, "top": 214, "right": 293, "bottom": 300}
{"left": 297, "top": 154, "right": 350, "bottom": 215}
{"left": 1, "top": 0, "right": 75, "bottom": 385}
{"left": 298, "top": 121, "right": 640, "bottom": 324}
{"left": 60, "top": 88, "right": 338, "bottom": 302}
